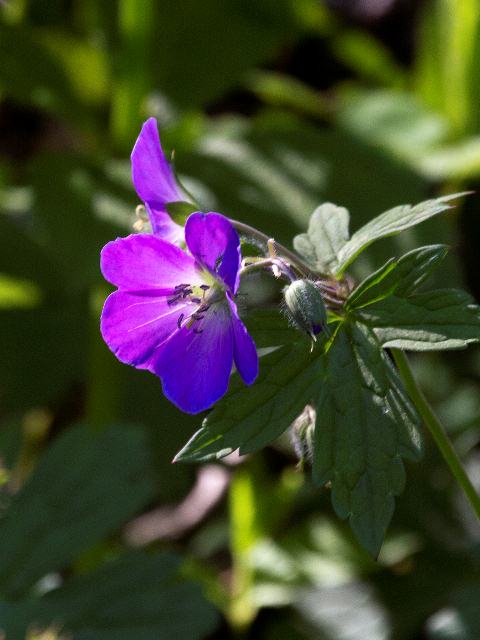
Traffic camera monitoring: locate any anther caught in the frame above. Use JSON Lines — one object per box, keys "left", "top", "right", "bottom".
{"left": 177, "top": 313, "right": 184, "bottom": 329}
{"left": 200, "top": 285, "right": 210, "bottom": 291}
{"left": 191, "top": 297, "right": 201, "bottom": 304}
{"left": 167, "top": 294, "right": 182, "bottom": 306}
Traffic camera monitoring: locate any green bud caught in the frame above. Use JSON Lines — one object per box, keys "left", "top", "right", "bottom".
{"left": 290, "top": 404, "right": 316, "bottom": 467}
{"left": 283, "top": 279, "right": 328, "bottom": 339}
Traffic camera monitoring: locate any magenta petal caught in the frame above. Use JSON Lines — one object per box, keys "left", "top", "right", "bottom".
{"left": 101, "top": 290, "right": 191, "bottom": 370}
{"left": 185, "top": 212, "right": 240, "bottom": 293}
{"left": 227, "top": 295, "right": 258, "bottom": 384}
{"left": 100, "top": 234, "right": 201, "bottom": 291}
{"left": 146, "top": 203, "right": 184, "bottom": 244}
{"left": 131, "top": 118, "right": 181, "bottom": 206}
{"left": 153, "top": 304, "right": 234, "bottom": 414}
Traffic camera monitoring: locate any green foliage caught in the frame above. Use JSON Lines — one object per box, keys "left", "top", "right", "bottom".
{"left": 334, "top": 194, "right": 464, "bottom": 275}
{"left": 345, "top": 245, "right": 449, "bottom": 309}
{"left": 293, "top": 203, "right": 350, "bottom": 274}
{"left": 0, "top": 425, "right": 218, "bottom": 639}
{"left": 175, "top": 339, "right": 323, "bottom": 462}
{"left": 356, "top": 290, "right": 480, "bottom": 351}
{"left": 0, "top": 425, "right": 155, "bottom": 598}
{"left": 312, "top": 323, "right": 422, "bottom": 557}
{"left": 2, "top": 0, "right": 480, "bottom": 637}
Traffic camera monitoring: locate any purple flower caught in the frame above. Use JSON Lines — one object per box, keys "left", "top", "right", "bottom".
{"left": 100, "top": 212, "right": 258, "bottom": 413}
{"left": 131, "top": 117, "right": 184, "bottom": 245}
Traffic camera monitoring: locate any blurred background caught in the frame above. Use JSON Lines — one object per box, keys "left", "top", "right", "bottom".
{"left": 1, "top": 0, "right": 480, "bottom": 638}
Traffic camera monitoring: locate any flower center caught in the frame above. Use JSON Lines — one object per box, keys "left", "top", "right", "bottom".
{"left": 167, "top": 278, "right": 224, "bottom": 334}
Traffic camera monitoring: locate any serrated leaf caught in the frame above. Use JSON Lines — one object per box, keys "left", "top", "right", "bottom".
{"left": 312, "top": 323, "right": 422, "bottom": 557}
{"left": 293, "top": 203, "right": 350, "bottom": 274}
{"left": 174, "top": 339, "right": 326, "bottom": 462}
{"left": 356, "top": 289, "right": 480, "bottom": 351}
{"left": 346, "top": 245, "right": 449, "bottom": 310}
{"left": 0, "top": 425, "right": 156, "bottom": 599}
{"left": 16, "top": 552, "right": 219, "bottom": 640}
{"left": 335, "top": 193, "right": 465, "bottom": 274}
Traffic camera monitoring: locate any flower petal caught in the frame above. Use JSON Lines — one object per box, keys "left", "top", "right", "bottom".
{"left": 131, "top": 117, "right": 181, "bottom": 206}
{"left": 145, "top": 203, "right": 184, "bottom": 244}
{"left": 228, "top": 295, "right": 258, "bottom": 384}
{"left": 185, "top": 212, "right": 240, "bottom": 293}
{"left": 101, "top": 290, "right": 192, "bottom": 370}
{"left": 153, "top": 303, "right": 234, "bottom": 413}
{"left": 100, "top": 234, "right": 202, "bottom": 291}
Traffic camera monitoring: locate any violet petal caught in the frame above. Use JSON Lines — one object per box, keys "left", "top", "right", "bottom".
{"left": 227, "top": 294, "right": 258, "bottom": 384}
{"left": 185, "top": 212, "right": 240, "bottom": 293}
{"left": 101, "top": 290, "right": 192, "bottom": 370}
{"left": 131, "top": 117, "right": 181, "bottom": 206}
{"left": 100, "top": 234, "right": 202, "bottom": 291}
{"left": 153, "top": 303, "right": 234, "bottom": 414}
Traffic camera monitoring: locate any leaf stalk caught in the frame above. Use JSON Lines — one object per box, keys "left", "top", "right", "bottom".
{"left": 392, "top": 349, "right": 480, "bottom": 520}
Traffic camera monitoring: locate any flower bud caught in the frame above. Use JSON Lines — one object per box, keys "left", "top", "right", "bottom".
{"left": 283, "top": 279, "right": 328, "bottom": 339}
{"left": 290, "top": 404, "right": 316, "bottom": 467}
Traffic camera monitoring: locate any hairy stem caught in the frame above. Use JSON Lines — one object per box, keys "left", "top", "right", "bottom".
{"left": 393, "top": 349, "right": 480, "bottom": 520}
{"left": 230, "top": 219, "right": 325, "bottom": 279}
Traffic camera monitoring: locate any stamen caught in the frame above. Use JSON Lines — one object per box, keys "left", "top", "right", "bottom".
{"left": 167, "top": 294, "right": 182, "bottom": 306}
{"left": 181, "top": 288, "right": 193, "bottom": 298}
{"left": 177, "top": 313, "right": 184, "bottom": 329}
{"left": 214, "top": 253, "right": 224, "bottom": 271}
{"left": 191, "top": 297, "right": 201, "bottom": 304}
{"left": 200, "top": 284, "right": 210, "bottom": 291}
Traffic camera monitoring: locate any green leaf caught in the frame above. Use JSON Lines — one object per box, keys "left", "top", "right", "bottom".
{"left": 20, "top": 552, "right": 219, "bottom": 640}
{"left": 293, "top": 203, "right": 350, "bottom": 274}
{"left": 174, "top": 339, "right": 325, "bottom": 462}
{"left": 346, "top": 245, "right": 449, "bottom": 310}
{"left": 355, "top": 290, "right": 480, "bottom": 351}
{"left": 242, "top": 308, "right": 299, "bottom": 347}
{"left": 0, "top": 425, "right": 156, "bottom": 599}
{"left": 335, "top": 193, "right": 465, "bottom": 274}
{"left": 312, "top": 323, "right": 422, "bottom": 557}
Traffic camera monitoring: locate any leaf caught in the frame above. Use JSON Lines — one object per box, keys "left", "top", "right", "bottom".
{"left": 335, "top": 193, "right": 465, "bottom": 274}
{"left": 312, "top": 323, "right": 422, "bottom": 557}
{"left": 355, "top": 290, "right": 480, "bottom": 351}
{"left": 0, "top": 425, "right": 156, "bottom": 599}
{"left": 242, "top": 308, "right": 299, "bottom": 347}
{"left": 346, "top": 245, "right": 449, "bottom": 310}
{"left": 174, "top": 339, "right": 325, "bottom": 462}
{"left": 18, "top": 552, "right": 219, "bottom": 640}
{"left": 293, "top": 203, "right": 350, "bottom": 274}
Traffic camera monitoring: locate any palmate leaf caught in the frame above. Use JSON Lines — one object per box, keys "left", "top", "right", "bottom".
{"left": 356, "top": 290, "right": 480, "bottom": 351}
{"left": 312, "top": 323, "right": 422, "bottom": 557}
{"left": 176, "top": 320, "right": 423, "bottom": 556}
{"left": 335, "top": 193, "right": 465, "bottom": 275}
{"left": 293, "top": 203, "right": 350, "bottom": 274}
{"left": 174, "top": 339, "right": 325, "bottom": 462}
{"left": 345, "top": 245, "right": 449, "bottom": 310}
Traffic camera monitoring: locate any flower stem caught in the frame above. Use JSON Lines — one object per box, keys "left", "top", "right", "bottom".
{"left": 229, "top": 219, "right": 325, "bottom": 279}
{"left": 392, "top": 349, "right": 480, "bottom": 520}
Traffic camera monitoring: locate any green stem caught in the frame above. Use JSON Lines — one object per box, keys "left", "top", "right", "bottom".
{"left": 393, "top": 349, "right": 480, "bottom": 519}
